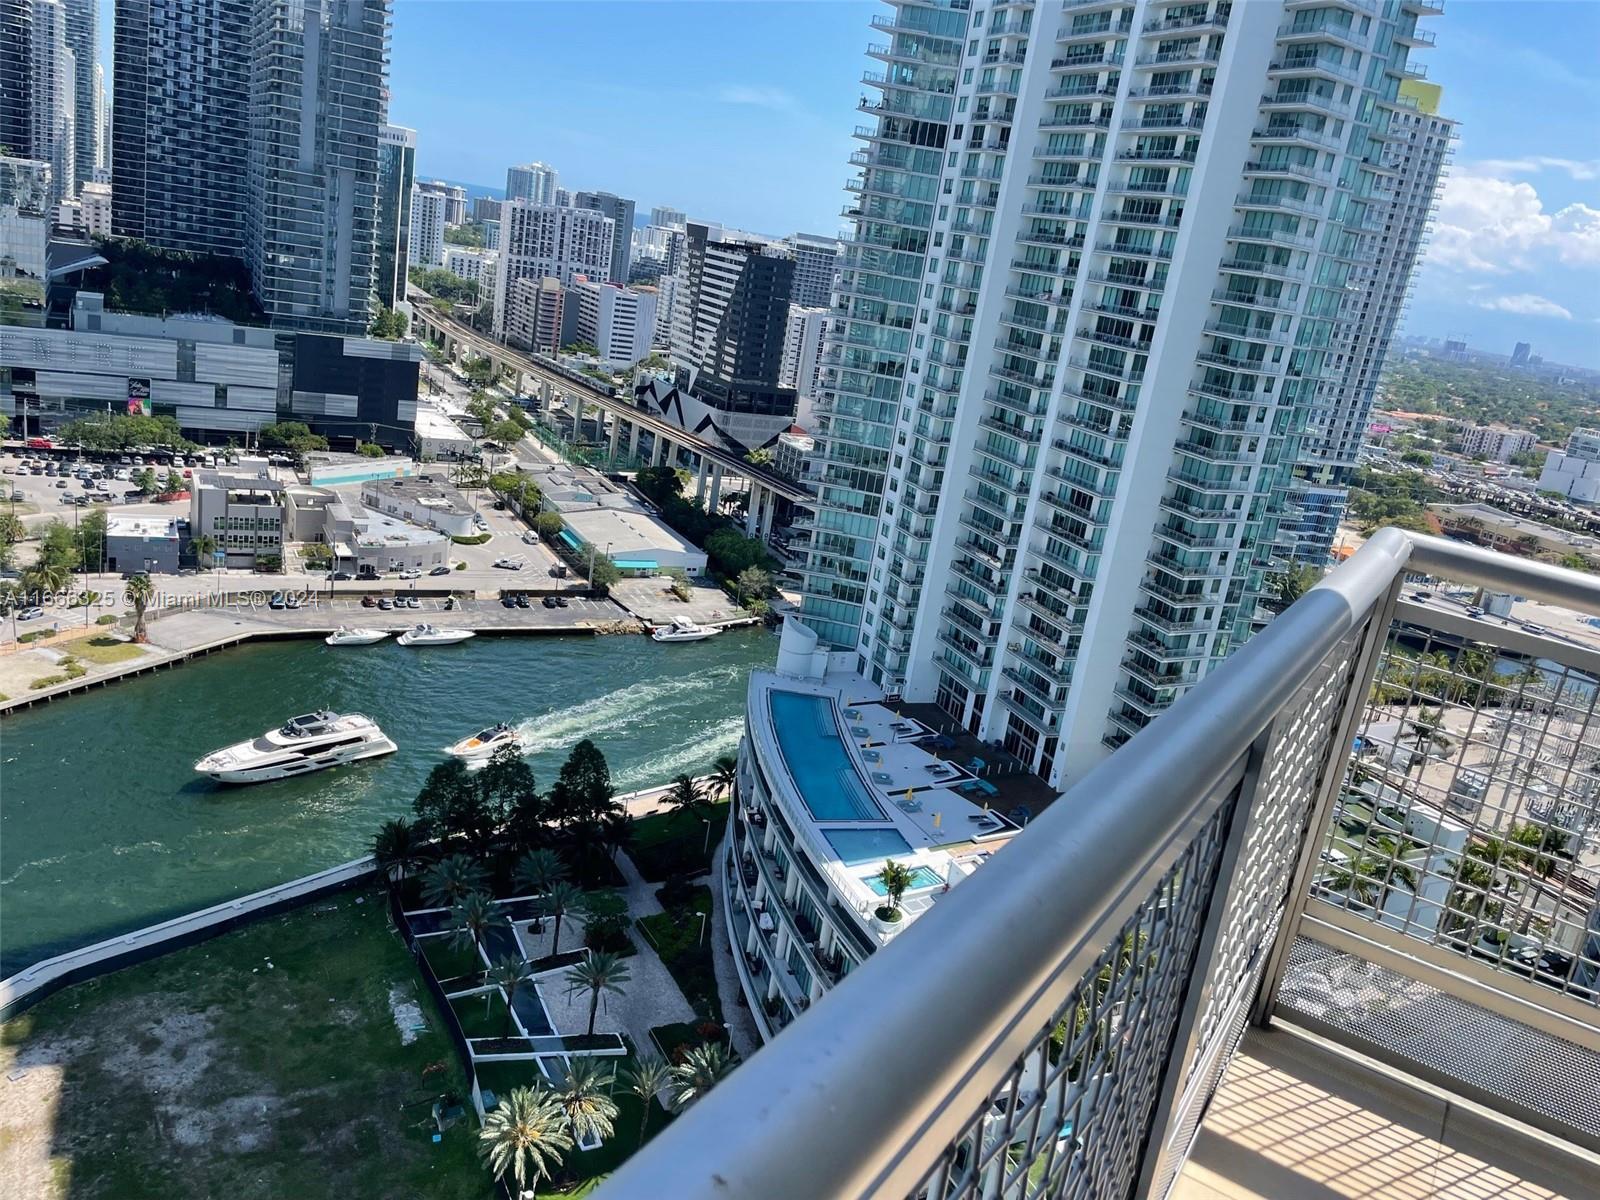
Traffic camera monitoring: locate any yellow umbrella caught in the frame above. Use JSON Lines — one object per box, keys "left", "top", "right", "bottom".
{"left": 933, "top": 811, "right": 942, "bottom": 829}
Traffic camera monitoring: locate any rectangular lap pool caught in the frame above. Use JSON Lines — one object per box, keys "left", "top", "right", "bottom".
{"left": 824, "top": 828, "right": 914, "bottom": 866}
{"left": 769, "top": 690, "right": 887, "bottom": 823}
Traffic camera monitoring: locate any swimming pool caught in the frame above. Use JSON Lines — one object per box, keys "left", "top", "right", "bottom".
{"left": 824, "top": 828, "right": 914, "bottom": 866}
{"left": 864, "top": 865, "right": 943, "bottom": 894}
{"left": 769, "top": 690, "right": 887, "bottom": 823}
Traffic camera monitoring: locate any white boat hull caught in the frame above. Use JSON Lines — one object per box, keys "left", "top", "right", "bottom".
{"left": 198, "top": 735, "right": 398, "bottom": 784}
{"left": 652, "top": 628, "right": 719, "bottom": 643}
{"left": 325, "top": 628, "right": 390, "bottom": 646}
{"left": 449, "top": 735, "right": 522, "bottom": 760}
{"left": 397, "top": 628, "right": 475, "bottom": 646}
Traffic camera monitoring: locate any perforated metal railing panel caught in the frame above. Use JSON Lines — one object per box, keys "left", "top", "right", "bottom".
{"left": 910, "top": 796, "right": 1236, "bottom": 1200}
{"left": 1278, "top": 935, "right": 1600, "bottom": 1142}
{"left": 1148, "top": 623, "right": 1371, "bottom": 1199}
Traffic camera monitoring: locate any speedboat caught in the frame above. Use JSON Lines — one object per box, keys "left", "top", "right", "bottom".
{"left": 397, "top": 623, "right": 475, "bottom": 646}
{"left": 325, "top": 626, "right": 390, "bottom": 646}
{"left": 448, "top": 721, "right": 523, "bottom": 760}
{"left": 195, "top": 711, "right": 397, "bottom": 784}
{"left": 652, "top": 617, "right": 719, "bottom": 643}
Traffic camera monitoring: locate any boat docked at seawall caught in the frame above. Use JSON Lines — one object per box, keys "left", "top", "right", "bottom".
{"left": 448, "top": 722, "right": 523, "bottom": 761}
{"left": 194, "top": 711, "right": 398, "bottom": 784}
{"left": 651, "top": 618, "right": 720, "bottom": 643}
{"left": 325, "top": 627, "right": 391, "bottom": 646}
{"left": 396, "top": 624, "right": 476, "bottom": 646}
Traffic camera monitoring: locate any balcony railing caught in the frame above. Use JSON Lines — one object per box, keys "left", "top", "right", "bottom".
{"left": 604, "top": 533, "right": 1600, "bottom": 1198}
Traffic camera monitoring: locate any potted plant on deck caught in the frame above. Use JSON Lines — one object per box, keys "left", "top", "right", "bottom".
{"left": 873, "top": 860, "right": 915, "bottom": 933}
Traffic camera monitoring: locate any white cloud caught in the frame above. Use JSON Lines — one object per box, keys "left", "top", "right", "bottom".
{"left": 1473, "top": 293, "right": 1574, "bottom": 321}
{"left": 715, "top": 85, "right": 798, "bottom": 112}
{"left": 1473, "top": 156, "right": 1600, "bottom": 181}
{"left": 1428, "top": 169, "right": 1600, "bottom": 273}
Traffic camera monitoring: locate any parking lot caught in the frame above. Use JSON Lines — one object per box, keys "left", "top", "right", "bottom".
{"left": 238, "top": 591, "right": 630, "bottom": 633}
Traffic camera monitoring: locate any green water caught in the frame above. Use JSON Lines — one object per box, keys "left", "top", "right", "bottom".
{"left": 0, "top": 629, "right": 775, "bottom": 975}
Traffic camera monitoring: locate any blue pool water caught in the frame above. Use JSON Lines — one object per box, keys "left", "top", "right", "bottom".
{"left": 864, "top": 865, "right": 944, "bottom": 895}
{"left": 769, "top": 690, "right": 887, "bottom": 823}
{"left": 824, "top": 828, "right": 914, "bottom": 866}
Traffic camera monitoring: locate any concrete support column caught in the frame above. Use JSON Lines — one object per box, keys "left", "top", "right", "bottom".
{"left": 758, "top": 492, "right": 777, "bottom": 541}
{"left": 572, "top": 395, "right": 584, "bottom": 443}
{"left": 707, "top": 464, "right": 724, "bottom": 514}
{"left": 627, "top": 421, "right": 642, "bottom": 459}
{"left": 744, "top": 484, "right": 763, "bottom": 537}
{"left": 608, "top": 419, "right": 621, "bottom": 462}
{"left": 650, "top": 432, "right": 666, "bottom": 466}
{"left": 695, "top": 456, "right": 710, "bottom": 504}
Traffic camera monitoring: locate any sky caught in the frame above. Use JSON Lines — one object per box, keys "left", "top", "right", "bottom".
{"left": 100, "top": 0, "right": 1598, "bottom": 367}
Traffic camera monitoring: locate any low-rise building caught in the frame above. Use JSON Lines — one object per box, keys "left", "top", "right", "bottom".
{"left": 1431, "top": 503, "right": 1600, "bottom": 560}
{"left": 566, "top": 278, "right": 657, "bottom": 368}
{"left": 189, "top": 469, "right": 284, "bottom": 568}
{"left": 530, "top": 461, "right": 707, "bottom": 576}
{"left": 323, "top": 500, "right": 449, "bottom": 574}
{"left": 1458, "top": 424, "right": 1537, "bottom": 463}
{"left": 359, "top": 474, "right": 477, "bottom": 537}
{"left": 1538, "top": 429, "right": 1600, "bottom": 505}
{"left": 442, "top": 246, "right": 497, "bottom": 289}
{"left": 302, "top": 453, "right": 418, "bottom": 489}
{"left": 105, "top": 514, "right": 182, "bottom": 575}
{"left": 415, "top": 405, "right": 474, "bottom": 460}
{"left": 773, "top": 430, "right": 815, "bottom": 488}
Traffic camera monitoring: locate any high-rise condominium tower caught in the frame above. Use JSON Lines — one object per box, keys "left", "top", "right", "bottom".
{"left": 798, "top": 0, "right": 1441, "bottom": 788}
{"left": 409, "top": 184, "right": 447, "bottom": 269}
{"left": 112, "top": 0, "right": 389, "bottom": 334}
{"left": 785, "top": 233, "right": 843, "bottom": 308}
{"left": 60, "top": 0, "right": 95, "bottom": 195}
{"left": 1283, "top": 78, "right": 1453, "bottom": 563}
{"left": 376, "top": 124, "right": 417, "bottom": 309}
{"left": 491, "top": 201, "right": 614, "bottom": 337}
{"left": 573, "top": 190, "right": 637, "bottom": 285}
{"left": 506, "top": 162, "right": 559, "bottom": 206}
{"left": 27, "top": 0, "right": 74, "bottom": 206}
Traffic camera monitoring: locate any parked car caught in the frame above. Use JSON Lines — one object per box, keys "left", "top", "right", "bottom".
{"left": 501, "top": 595, "right": 519, "bottom": 609}
{"left": 521, "top": 531, "right": 540, "bottom": 545}
{"left": 1523, "top": 623, "right": 1548, "bottom": 636}
{"left": 285, "top": 594, "right": 302, "bottom": 610}
{"left": 268, "top": 593, "right": 286, "bottom": 610}
{"left": 16, "top": 606, "right": 46, "bottom": 621}
{"left": 396, "top": 568, "right": 422, "bottom": 580}
{"left": 552, "top": 596, "right": 569, "bottom": 608}
{"left": 361, "top": 595, "right": 377, "bottom": 608}
{"left": 55, "top": 478, "right": 69, "bottom": 488}
{"left": 548, "top": 564, "right": 568, "bottom": 578}
{"left": 429, "top": 564, "right": 452, "bottom": 576}
{"left": 378, "top": 597, "right": 394, "bottom": 610}
{"left": 514, "top": 593, "right": 530, "bottom": 608}
{"left": 493, "top": 557, "right": 525, "bottom": 570}
{"left": 541, "top": 596, "right": 560, "bottom": 609}
{"left": 330, "top": 571, "right": 354, "bottom": 581}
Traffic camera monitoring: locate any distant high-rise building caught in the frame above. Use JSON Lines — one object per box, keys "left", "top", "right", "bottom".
{"left": 781, "top": 304, "right": 830, "bottom": 421}
{"left": 573, "top": 190, "right": 636, "bottom": 285}
{"left": 797, "top": 0, "right": 1442, "bottom": 786}
{"left": 409, "top": 185, "right": 446, "bottom": 269}
{"left": 504, "top": 275, "right": 565, "bottom": 355}
{"left": 1283, "top": 79, "right": 1455, "bottom": 563}
{"left": 60, "top": 0, "right": 95, "bottom": 196}
{"left": 442, "top": 246, "right": 496, "bottom": 290}
{"left": 376, "top": 124, "right": 417, "bottom": 308}
{"left": 636, "top": 220, "right": 797, "bottom": 453}
{"left": 77, "top": 177, "right": 110, "bottom": 234}
{"left": 1511, "top": 342, "right": 1532, "bottom": 367}
{"left": 649, "top": 205, "right": 685, "bottom": 229}
{"left": 491, "top": 201, "right": 613, "bottom": 338}
{"left": 471, "top": 195, "right": 502, "bottom": 223}
{"left": 505, "top": 161, "right": 558, "bottom": 206}
{"left": 111, "top": 0, "right": 389, "bottom": 334}
{"left": 417, "top": 179, "right": 466, "bottom": 226}
{"left": 112, "top": 0, "right": 250, "bottom": 258}
{"left": 28, "top": 0, "right": 75, "bottom": 207}
{"left": 0, "top": 1, "right": 32, "bottom": 162}
{"left": 785, "top": 233, "right": 841, "bottom": 308}
{"left": 482, "top": 218, "right": 500, "bottom": 251}
{"left": 567, "top": 278, "right": 658, "bottom": 368}
{"left": 92, "top": 60, "right": 105, "bottom": 172}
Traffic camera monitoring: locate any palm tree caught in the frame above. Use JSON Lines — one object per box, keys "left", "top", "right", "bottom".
{"left": 556, "top": 1057, "right": 619, "bottom": 1148}
{"left": 563, "top": 951, "right": 632, "bottom": 1037}
{"left": 24, "top": 560, "right": 71, "bottom": 602}
{"left": 622, "top": 1055, "right": 672, "bottom": 1147}
{"left": 478, "top": 1085, "right": 573, "bottom": 1197}
{"left": 876, "top": 860, "right": 916, "bottom": 921}
{"left": 370, "top": 817, "right": 424, "bottom": 889}
{"left": 486, "top": 955, "right": 532, "bottom": 1035}
{"left": 125, "top": 572, "right": 154, "bottom": 642}
{"left": 664, "top": 773, "right": 707, "bottom": 819}
{"left": 191, "top": 533, "right": 217, "bottom": 572}
{"left": 1509, "top": 821, "right": 1570, "bottom": 935}
{"left": 422, "top": 853, "right": 489, "bottom": 910}
{"left": 710, "top": 754, "right": 738, "bottom": 804}
{"left": 513, "top": 847, "right": 568, "bottom": 899}
{"left": 1328, "top": 837, "right": 1417, "bottom": 909}
{"left": 544, "top": 881, "right": 582, "bottom": 957}
{"left": 450, "top": 890, "right": 497, "bottom": 965}
{"left": 1443, "top": 855, "right": 1498, "bottom": 945}
{"left": 599, "top": 812, "right": 633, "bottom": 867}
{"left": 669, "top": 1041, "right": 732, "bottom": 1110}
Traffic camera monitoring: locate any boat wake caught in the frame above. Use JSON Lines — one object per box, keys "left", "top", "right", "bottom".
{"left": 512, "top": 666, "right": 747, "bottom": 756}
{"left": 614, "top": 716, "right": 744, "bottom": 789}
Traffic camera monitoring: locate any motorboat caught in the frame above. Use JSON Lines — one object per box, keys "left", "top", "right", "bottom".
{"left": 397, "top": 623, "right": 475, "bottom": 646}
{"left": 448, "top": 721, "right": 523, "bottom": 761}
{"left": 195, "top": 711, "right": 397, "bottom": 784}
{"left": 652, "top": 618, "right": 720, "bottom": 643}
{"left": 324, "top": 626, "right": 390, "bottom": 646}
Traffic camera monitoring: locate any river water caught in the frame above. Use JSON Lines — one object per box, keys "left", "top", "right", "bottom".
{"left": 0, "top": 628, "right": 776, "bottom": 975}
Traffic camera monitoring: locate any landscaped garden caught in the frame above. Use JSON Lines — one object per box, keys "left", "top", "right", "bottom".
{"left": 637, "top": 882, "right": 721, "bottom": 1023}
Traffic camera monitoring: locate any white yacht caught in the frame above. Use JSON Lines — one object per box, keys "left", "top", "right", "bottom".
{"left": 651, "top": 618, "right": 720, "bottom": 643}
{"left": 396, "top": 623, "right": 475, "bottom": 646}
{"left": 195, "top": 711, "right": 397, "bottom": 784}
{"left": 448, "top": 721, "right": 523, "bottom": 761}
{"left": 325, "top": 627, "right": 390, "bottom": 646}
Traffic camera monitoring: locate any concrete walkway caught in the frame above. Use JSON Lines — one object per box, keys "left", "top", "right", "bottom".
{"left": 707, "top": 839, "right": 761, "bottom": 1059}
{"left": 530, "top": 851, "right": 697, "bottom": 1056}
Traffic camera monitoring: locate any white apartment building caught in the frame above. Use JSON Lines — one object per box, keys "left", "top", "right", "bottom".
{"left": 29, "top": 0, "right": 76, "bottom": 208}
{"left": 1459, "top": 423, "right": 1537, "bottom": 463}
{"left": 798, "top": 0, "right": 1443, "bottom": 789}
{"left": 652, "top": 274, "right": 679, "bottom": 347}
{"left": 1285, "top": 77, "right": 1454, "bottom": 562}
{"left": 785, "top": 232, "right": 843, "bottom": 307}
{"left": 781, "top": 304, "right": 830, "bottom": 412}
{"left": 1537, "top": 429, "right": 1600, "bottom": 504}
{"left": 442, "top": 246, "right": 497, "bottom": 289}
{"left": 568, "top": 278, "right": 659, "bottom": 368}
{"left": 506, "top": 162, "right": 559, "bottom": 206}
{"left": 491, "top": 201, "right": 614, "bottom": 338}
{"left": 410, "top": 184, "right": 447, "bottom": 268}
{"left": 78, "top": 178, "right": 110, "bottom": 235}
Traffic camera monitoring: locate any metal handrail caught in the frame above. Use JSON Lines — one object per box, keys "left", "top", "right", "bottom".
{"left": 602, "top": 532, "right": 1600, "bottom": 1196}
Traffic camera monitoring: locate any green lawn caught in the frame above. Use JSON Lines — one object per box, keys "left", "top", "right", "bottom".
{"left": 0, "top": 891, "right": 490, "bottom": 1200}
{"left": 630, "top": 799, "right": 730, "bottom": 881}
{"left": 422, "top": 935, "right": 485, "bottom": 981}
{"left": 636, "top": 885, "right": 721, "bottom": 1023}
{"left": 451, "top": 991, "right": 513, "bottom": 1040}
{"left": 62, "top": 634, "right": 145, "bottom": 665}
